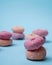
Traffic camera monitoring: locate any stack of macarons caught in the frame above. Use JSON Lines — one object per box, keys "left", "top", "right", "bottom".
{"left": 24, "top": 29, "right": 48, "bottom": 61}
{"left": 12, "top": 26, "right": 24, "bottom": 40}
{"left": 0, "top": 31, "right": 12, "bottom": 46}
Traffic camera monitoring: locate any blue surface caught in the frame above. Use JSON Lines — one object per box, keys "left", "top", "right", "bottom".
{"left": 0, "top": 0, "right": 52, "bottom": 65}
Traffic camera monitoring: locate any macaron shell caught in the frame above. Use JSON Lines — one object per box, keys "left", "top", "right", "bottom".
{"left": 12, "top": 33, "right": 24, "bottom": 40}
{"left": 32, "top": 29, "right": 48, "bottom": 37}
{"left": 26, "top": 46, "right": 46, "bottom": 61}
{"left": 25, "top": 34, "right": 39, "bottom": 40}
{"left": 0, "top": 31, "right": 12, "bottom": 40}
{"left": 12, "top": 26, "right": 24, "bottom": 33}
{"left": 0, "top": 39, "right": 12, "bottom": 46}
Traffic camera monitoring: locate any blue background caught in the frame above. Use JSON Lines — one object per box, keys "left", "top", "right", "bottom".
{"left": 0, "top": 0, "right": 52, "bottom": 65}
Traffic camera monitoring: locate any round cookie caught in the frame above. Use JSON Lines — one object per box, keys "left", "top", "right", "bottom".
{"left": 24, "top": 36, "right": 45, "bottom": 50}
{"left": 32, "top": 29, "right": 48, "bottom": 37}
{"left": 12, "top": 33, "right": 24, "bottom": 40}
{"left": 0, "top": 39, "right": 12, "bottom": 46}
{"left": 12, "top": 26, "right": 24, "bottom": 33}
{"left": 0, "top": 31, "right": 12, "bottom": 40}
{"left": 26, "top": 46, "right": 46, "bottom": 61}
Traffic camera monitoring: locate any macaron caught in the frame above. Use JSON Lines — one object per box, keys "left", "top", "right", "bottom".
{"left": 25, "top": 34, "right": 40, "bottom": 40}
{"left": 0, "top": 31, "right": 12, "bottom": 40}
{"left": 24, "top": 36, "right": 45, "bottom": 50}
{"left": 0, "top": 39, "right": 12, "bottom": 46}
{"left": 12, "top": 33, "right": 24, "bottom": 40}
{"left": 12, "top": 26, "right": 24, "bottom": 33}
{"left": 32, "top": 29, "right": 48, "bottom": 37}
{"left": 26, "top": 46, "right": 46, "bottom": 61}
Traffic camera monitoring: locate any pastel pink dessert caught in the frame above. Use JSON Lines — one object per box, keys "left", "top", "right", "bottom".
{"left": 12, "top": 26, "right": 24, "bottom": 33}
{"left": 26, "top": 46, "right": 46, "bottom": 61}
{"left": 12, "top": 33, "right": 24, "bottom": 40}
{"left": 24, "top": 36, "right": 45, "bottom": 50}
{"left": 32, "top": 29, "right": 48, "bottom": 37}
{"left": 0, "top": 39, "right": 12, "bottom": 46}
{"left": 0, "top": 31, "right": 12, "bottom": 40}
{"left": 25, "top": 34, "right": 40, "bottom": 40}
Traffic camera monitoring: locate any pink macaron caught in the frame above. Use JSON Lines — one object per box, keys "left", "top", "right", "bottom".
{"left": 12, "top": 33, "right": 24, "bottom": 40}
{"left": 24, "top": 36, "right": 45, "bottom": 50}
{"left": 32, "top": 29, "right": 48, "bottom": 37}
{"left": 26, "top": 46, "right": 46, "bottom": 61}
{"left": 12, "top": 26, "right": 24, "bottom": 33}
{"left": 0, "top": 39, "right": 12, "bottom": 46}
{"left": 0, "top": 31, "right": 12, "bottom": 40}
{"left": 25, "top": 34, "right": 40, "bottom": 40}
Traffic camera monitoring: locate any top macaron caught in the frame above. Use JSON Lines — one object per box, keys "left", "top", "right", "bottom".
{"left": 0, "top": 31, "right": 12, "bottom": 40}
{"left": 12, "top": 26, "right": 24, "bottom": 33}
{"left": 32, "top": 29, "right": 48, "bottom": 37}
{"left": 24, "top": 36, "right": 45, "bottom": 50}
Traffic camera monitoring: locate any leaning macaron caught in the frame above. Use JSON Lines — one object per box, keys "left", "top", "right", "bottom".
{"left": 32, "top": 34, "right": 46, "bottom": 40}
{"left": 24, "top": 36, "right": 45, "bottom": 50}
{"left": 32, "top": 29, "right": 48, "bottom": 37}
{"left": 12, "top": 26, "right": 24, "bottom": 33}
{"left": 26, "top": 46, "right": 46, "bottom": 61}
{"left": 0, "top": 31, "right": 12, "bottom": 40}
{"left": 12, "top": 33, "right": 24, "bottom": 40}
{"left": 25, "top": 34, "right": 40, "bottom": 40}
{"left": 0, "top": 39, "right": 12, "bottom": 46}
